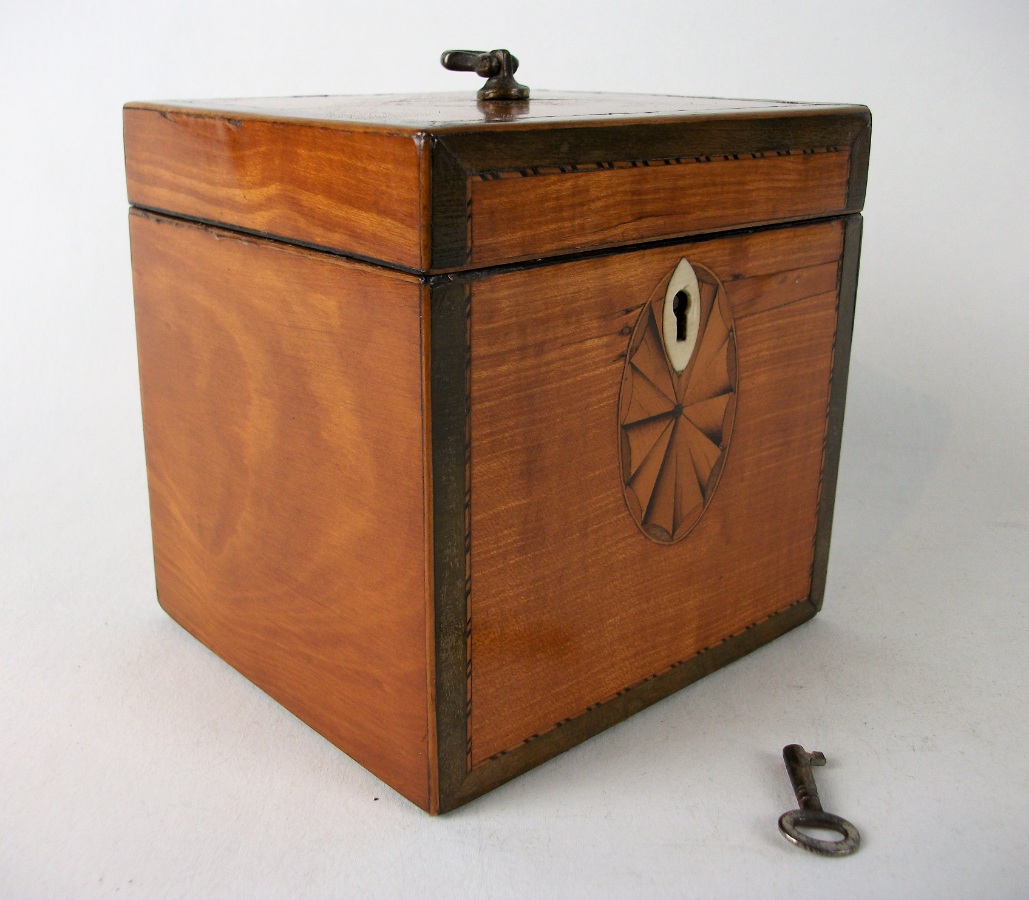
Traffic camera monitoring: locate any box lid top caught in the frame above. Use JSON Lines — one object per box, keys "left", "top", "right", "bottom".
{"left": 125, "top": 91, "right": 860, "bottom": 134}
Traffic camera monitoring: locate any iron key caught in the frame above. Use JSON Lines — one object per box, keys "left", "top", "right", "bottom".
{"left": 778, "top": 744, "right": 861, "bottom": 856}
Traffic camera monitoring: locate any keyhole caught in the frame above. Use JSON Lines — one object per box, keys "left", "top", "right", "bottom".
{"left": 663, "top": 258, "right": 701, "bottom": 373}
{"left": 672, "top": 291, "right": 690, "bottom": 342}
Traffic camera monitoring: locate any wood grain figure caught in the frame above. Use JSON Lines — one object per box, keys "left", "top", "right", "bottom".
{"left": 129, "top": 210, "right": 433, "bottom": 810}
{"left": 464, "top": 223, "right": 841, "bottom": 768}
{"left": 619, "top": 261, "right": 737, "bottom": 543}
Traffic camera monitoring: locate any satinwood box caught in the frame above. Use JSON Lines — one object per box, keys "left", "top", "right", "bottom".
{"left": 124, "top": 79, "right": 870, "bottom": 813}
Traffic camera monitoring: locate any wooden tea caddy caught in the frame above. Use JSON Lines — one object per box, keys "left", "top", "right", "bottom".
{"left": 125, "top": 51, "right": 870, "bottom": 813}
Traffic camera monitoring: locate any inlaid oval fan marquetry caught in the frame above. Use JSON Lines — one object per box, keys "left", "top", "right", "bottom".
{"left": 618, "top": 259, "right": 737, "bottom": 543}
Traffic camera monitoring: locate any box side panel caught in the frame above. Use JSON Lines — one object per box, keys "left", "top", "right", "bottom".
{"left": 436, "top": 218, "right": 853, "bottom": 807}
{"left": 129, "top": 211, "right": 432, "bottom": 810}
{"left": 124, "top": 107, "right": 425, "bottom": 271}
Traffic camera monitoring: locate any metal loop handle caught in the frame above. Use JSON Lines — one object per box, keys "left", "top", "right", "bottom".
{"left": 778, "top": 809, "right": 861, "bottom": 857}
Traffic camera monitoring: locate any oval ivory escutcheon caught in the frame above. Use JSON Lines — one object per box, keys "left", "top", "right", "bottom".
{"left": 617, "top": 259, "right": 738, "bottom": 543}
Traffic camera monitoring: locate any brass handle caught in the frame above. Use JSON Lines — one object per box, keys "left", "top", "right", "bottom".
{"left": 441, "top": 49, "right": 529, "bottom": 101}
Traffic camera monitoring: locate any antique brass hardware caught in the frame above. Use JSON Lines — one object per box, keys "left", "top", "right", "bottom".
{"left": 440, "top": 49, "right": 530, "bottom": 101}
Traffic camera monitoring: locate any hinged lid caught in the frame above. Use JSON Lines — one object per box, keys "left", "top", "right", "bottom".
{"left": 124, "top": 90, "right": 870, "bottom": 274}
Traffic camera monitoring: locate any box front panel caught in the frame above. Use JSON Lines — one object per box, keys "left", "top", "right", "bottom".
{"left": 464, "top": 219, "right": 847, "bottom": 769}
{"left": 467, "top": 147, "right": 851, "bottom": 267}
{"left": 432, "top": 109, "right": 869, "bottom": 271}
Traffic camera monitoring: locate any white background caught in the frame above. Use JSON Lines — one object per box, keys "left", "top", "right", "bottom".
{"left": 1, "top": 1, "right": 1027, "bottom": 897}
